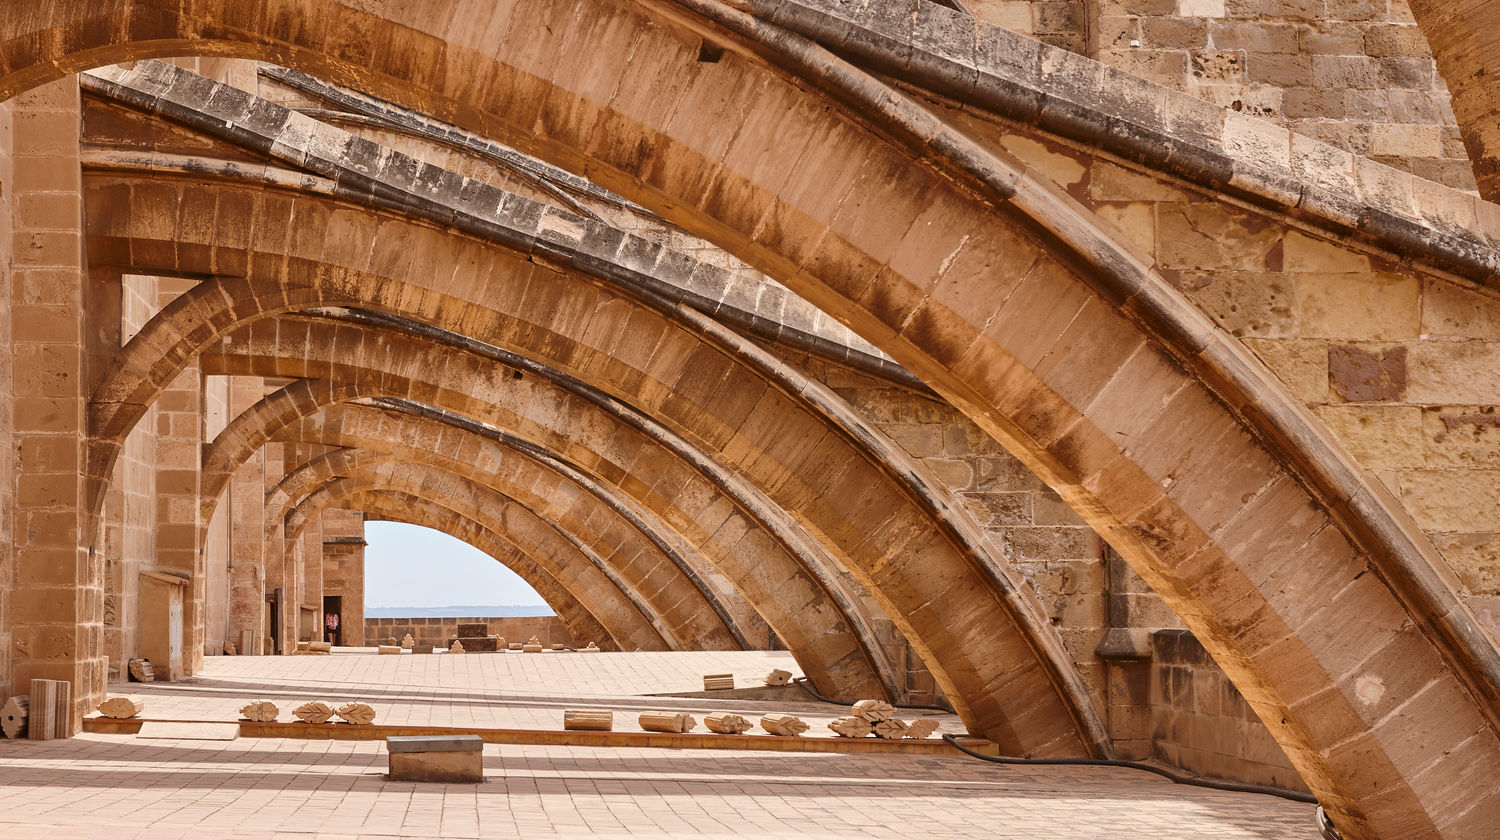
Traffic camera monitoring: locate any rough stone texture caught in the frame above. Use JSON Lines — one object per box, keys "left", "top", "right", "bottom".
{"left": 1151, "top": 630, "right": 1306, "bottom": 793}
{"left": 1403, "top": 0, "right": 1500, "bottom": 199}
{"left": 981, "top": 0, "right": 1477, "bottom": 190}
{"left": 0, "top": 3, "right": 1494, "bottom": 837}
{"left": 386, "top": 735, "right": 484, "bottom": 783}
{"left": 365, "top": 617, "right": 573, "bottom": 649}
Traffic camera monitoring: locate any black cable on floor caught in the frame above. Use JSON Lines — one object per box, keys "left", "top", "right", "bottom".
{"left": 941, "top": 733, "right": 1319, "bottom": 805}
{"left": 790, "top": 676, "right": 952, "bottom": 713}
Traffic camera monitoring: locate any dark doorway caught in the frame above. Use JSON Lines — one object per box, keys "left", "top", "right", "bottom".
{"left": 323, "top": 595, "right": 343, "bottom": 646}
{"left": 266, "top": 589, "right": 281, "bottom": 654}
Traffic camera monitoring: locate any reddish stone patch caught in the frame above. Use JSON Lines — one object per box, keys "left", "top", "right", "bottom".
{"left": 1328, "top": 345, "right": 1406, "bottom": 402}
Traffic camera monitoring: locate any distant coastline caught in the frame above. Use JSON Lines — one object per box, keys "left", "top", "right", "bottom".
{"left": 366, "top": 604, "right": 556, "bottom": 618}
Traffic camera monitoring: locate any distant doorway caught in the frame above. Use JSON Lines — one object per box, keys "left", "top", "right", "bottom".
{"left": 323, "top": 595, "right": 343, "bottom": 646}
{"left": 266, "top": 589, "right": 281, "bottom": 654}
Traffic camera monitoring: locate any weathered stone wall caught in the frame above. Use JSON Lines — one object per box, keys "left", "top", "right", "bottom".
{"left": 1151, "top": 630, "right": 1306, "bottom": 792}
{"left": 970, "top": 0, "right": 1475, "bottom": 190}
{"left": 364, "top": 616, "right": 575, "bottom": 649}
{"left": 930, "top": 110, "right": 1500, "bottom": 644}
{"left": 0, "top": 96, "right": 12, "bottom": 703}
{"left": 782, "top": 348, "right": 1114, "bottom": 703}
{"left": 967, "top": 1, "right": 1087, "bottom": 54}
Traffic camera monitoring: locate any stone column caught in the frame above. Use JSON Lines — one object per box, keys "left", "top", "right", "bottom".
{"left": 151, "top": 276, "right": 205, "bottom": 673}
{"left": 320, "top": 508, "right": 365, "bottom": 646}
{"left": 226, "top": 376, "right": 267, "bottom": 653}
{"left": 298, "top": 513, "right": 323, "bottom": 644}
{"left": 262, "top": 440, "right": 291, "bottom": 653}
{"left": 0, "top": 93, "right": 14, "bottom": 704}
{"left": 8, "top": 76, "right": 102, "bottom": 727}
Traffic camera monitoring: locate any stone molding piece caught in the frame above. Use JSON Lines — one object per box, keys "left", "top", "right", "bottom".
{"left": 638, "top": 711, "right": 698, "bottom": 733}
{"left": 760, "top": 713, "right": 810, "bottom": 736}
{"left": 828, "top": 716, "right": 873, "bottom": 738}
{"left": 238, "top": 700, "right": 278, "bottom": 723}
{"left": 97, "top": 696, "right": 145, "bottom": 719}
{"left": 704, "top": 713, "right": 752, "bottom": 734}
{"left": 293, "top": 702, "right": 335, "bottom": 725}
{"left": 563, "top": 710, "right": 613, "bottom": 732}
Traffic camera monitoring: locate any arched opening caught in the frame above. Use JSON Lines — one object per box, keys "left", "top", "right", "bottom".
{"left": 361, "top": 520, "right": 566, "bottom": 651}
{"left": 364, "top": 521, "right": 554, "bottom": 617}
{"left": 0, "top": 4, "right": 1496, "bottom": 836}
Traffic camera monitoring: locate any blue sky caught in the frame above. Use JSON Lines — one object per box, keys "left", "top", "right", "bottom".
{"left": 363, "top": 521, "right": 550, "bottom": 608}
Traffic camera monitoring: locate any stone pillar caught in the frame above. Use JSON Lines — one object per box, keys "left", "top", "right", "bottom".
{"left": 298, "top": 514, "right": 323, "bottom": 643}
{"left": 7, "top": 76, "right": 102, "bottom": 727}
{"left": 262, "top": 440, "right": 292, "bottom": 653}
{"left": 0, "top": 93, "right": 14, "bottom": 704}
{"left": 320, "top": 508, "right": 365, "bottom": 646}
{"left": 201, "top": 374, "right": 230, "bottom": 657}
{"left": 98, "top": 273, "right": 161, "bottom": 679}
{"left": 226, "top": 376, "right": 267, "bottom": 653}
{"left": 151, "top": 276, "right": 205, "bottom": 673}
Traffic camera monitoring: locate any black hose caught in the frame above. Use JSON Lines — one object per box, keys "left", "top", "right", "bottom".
{"left": 1316, "top": 806, "right": 1343, "bottom": 840}
{"left": 791, "top": 676, "right": 952, "bottom": 713}
{"left": 941, "top": 734, "right": 1320, "bottom": 805}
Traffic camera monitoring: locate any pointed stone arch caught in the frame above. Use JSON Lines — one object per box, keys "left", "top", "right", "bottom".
{"left": 5, "top": 2, "right": 1497, "bottom": 832}
{"left": 353, "top": 493, "right": 619, "bottom": 651}
{"left": 285, "top": 458, "right": 675, "bottom": 651}
{"left": 262, "top": 419, "right": 745, "bottom": 652}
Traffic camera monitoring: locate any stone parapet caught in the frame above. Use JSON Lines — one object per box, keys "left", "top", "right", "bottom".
{"left": 364, "top": 616, "right": 575, "bottom": 650}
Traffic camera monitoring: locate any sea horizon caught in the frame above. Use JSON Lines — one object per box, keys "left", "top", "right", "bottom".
{"left": 365, "top": 604, "right": 557, "bottom": 618}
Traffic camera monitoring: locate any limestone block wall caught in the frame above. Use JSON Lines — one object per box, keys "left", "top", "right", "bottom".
{"left": 0, "top": 96, "right": 12, "bottom": 704}
{"left": 970, "top": 0, "right": 1475, "bottom": 190}
{"left": 783, "top": 349, "right": 1123, "bottom": 702}
{"left": 364, "top": 616, "right": 576, "bottom": 649}
{"left": 930, "top": 115, "right": 1500, "bottom": 645}
{"left": 1150, "top": 630, "right": 1306, "bottom": 792}
{"left": 967, "top": 0, "right": 1086, "bottom": 53}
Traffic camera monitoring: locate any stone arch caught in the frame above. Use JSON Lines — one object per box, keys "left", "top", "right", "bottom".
{"left": 1402, "top": 1, "right": 1500, "bottom": 200}
{"left": 283, "top": 458, "right": 675, "bottom": 651}
{"left": 199, "top": 328, "right": 896, "bottom": 701}
{"left": 90, "top": 174, "right": 1106, "bottom": 757}
{"left": 7, "top": 2, "right": 1497, "bottom": 831}
{"left": 349, "top": 491, "right": 619, "bottom": 651}
{"left": 261, "top": 417, "right": 745, "bottom": 652}
{"left": 199, "top": 378, "right": 773, "bottom": 650}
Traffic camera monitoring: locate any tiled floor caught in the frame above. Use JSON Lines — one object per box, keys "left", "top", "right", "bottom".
{"left": 0, "top": 650, "right": 1319, "bottom": 839}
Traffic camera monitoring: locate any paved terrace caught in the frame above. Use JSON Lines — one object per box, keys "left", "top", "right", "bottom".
{"left": 0, "top": 651, "right": 1318, "bottom": 838}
